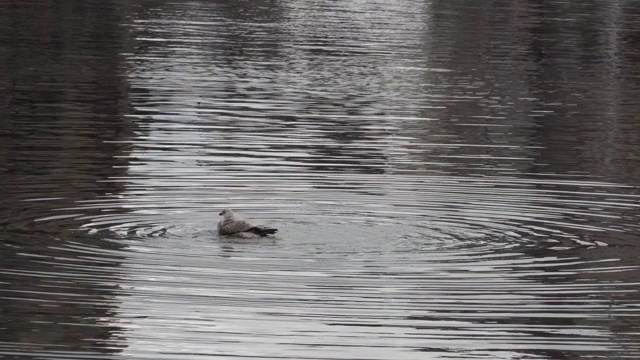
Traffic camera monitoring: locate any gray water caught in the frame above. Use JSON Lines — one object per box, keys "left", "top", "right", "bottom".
{"left": 2, "top": 1, "right": 640, "bottom": 359}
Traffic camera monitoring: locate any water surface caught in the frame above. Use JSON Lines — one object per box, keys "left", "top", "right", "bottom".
{"left": 2, "top": 0, "right": 640, "bottom": 359}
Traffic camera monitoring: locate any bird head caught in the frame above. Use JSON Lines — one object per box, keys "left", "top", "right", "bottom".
{"left": 219, "top": 209, "right": 235, "bottom": 218}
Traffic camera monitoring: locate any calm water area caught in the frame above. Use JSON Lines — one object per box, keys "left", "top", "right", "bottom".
{"left": 2, "top": 1, "right": 640, "bottom": 359}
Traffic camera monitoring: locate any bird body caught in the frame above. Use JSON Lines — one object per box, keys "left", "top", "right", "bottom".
{"left": 218, "top": 209, "right": 278, "bottom": 237}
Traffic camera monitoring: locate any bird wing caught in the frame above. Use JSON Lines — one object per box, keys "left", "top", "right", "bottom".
{"left": 223, "top": 219, "right": 254, "bottom": 234}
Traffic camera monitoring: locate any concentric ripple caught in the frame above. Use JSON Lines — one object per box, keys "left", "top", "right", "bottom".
{"left": 3, "top": 0, "right": 640, "bottom": 359}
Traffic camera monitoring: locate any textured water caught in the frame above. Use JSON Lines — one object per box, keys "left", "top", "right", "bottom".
{"left": 2, "top": 0, "right": 640, "bottom": 359}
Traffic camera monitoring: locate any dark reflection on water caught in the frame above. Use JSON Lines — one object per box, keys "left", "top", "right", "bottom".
{"left": 0, "top": 1, "right": 131, "bottom": 358}
{"left": 2, "top": 0, "right": 640, "bottom": 359}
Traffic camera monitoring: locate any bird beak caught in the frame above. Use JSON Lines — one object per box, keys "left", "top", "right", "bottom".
{"left": 219, "top": 211, "right": 223, "bottom": 215}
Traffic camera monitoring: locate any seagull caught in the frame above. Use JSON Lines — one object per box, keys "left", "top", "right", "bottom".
{"left": 218, "top": 209, "right": 278, "bottom": 237}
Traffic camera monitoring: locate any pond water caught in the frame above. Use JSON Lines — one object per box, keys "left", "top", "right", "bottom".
{"left": 2, "top": 0, "right": 640, "bottom": 359}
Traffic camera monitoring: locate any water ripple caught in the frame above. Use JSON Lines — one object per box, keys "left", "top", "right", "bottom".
{"left": 3, "top": 0, "right": 640, "bottom": 359}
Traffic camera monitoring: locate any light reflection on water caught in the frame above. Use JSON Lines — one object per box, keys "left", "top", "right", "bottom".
{"left": 2, "top": 0, "right": 640, "bottom": 359}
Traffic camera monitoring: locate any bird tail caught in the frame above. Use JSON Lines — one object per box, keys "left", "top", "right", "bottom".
{"left": 249, "top": 227, "right": 278, "bottom": 237}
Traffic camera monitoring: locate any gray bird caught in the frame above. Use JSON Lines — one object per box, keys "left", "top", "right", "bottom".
{"left": 218, "top": 209, "right": 278, "bottom": 237}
